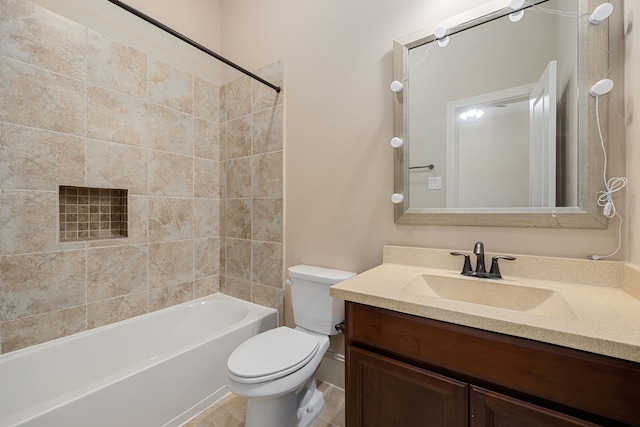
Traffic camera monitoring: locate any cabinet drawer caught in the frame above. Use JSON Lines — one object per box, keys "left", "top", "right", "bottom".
{"left": 347, "top": 302, "right": 640, "bottom": 425}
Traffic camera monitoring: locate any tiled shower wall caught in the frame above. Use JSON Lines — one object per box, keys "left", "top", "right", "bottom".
{"left": 219, "top": 64, "right": 284, "bottom": 321}
{"left": 0, "top": 0, "right": 284, "bottom": 354}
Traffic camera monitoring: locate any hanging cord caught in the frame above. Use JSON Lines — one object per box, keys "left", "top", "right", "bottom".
{"left": 589, "top": 96, "right": 627, "bottom": 260}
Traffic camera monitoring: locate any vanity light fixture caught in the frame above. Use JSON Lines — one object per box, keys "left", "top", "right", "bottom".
{"left": 391, "top": 193, "right": 404, "bottom": 204}
{"left": 390, "top": 80, "right": 404, "bottom": 93}
{"left": 390, "top": 137, "right": 404, "bottom": 148}
{"left": 434, "top": 25, "right": 450, "bottom": 47}
{"left": 589, "top": 3, "right": 613, "bottom": 25}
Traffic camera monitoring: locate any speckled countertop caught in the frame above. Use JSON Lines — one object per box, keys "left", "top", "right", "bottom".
{"left": 330, "top": 246, "right": 640, "bottom": 363}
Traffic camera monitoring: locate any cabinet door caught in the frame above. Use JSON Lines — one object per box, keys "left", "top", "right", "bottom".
{"left": 470, "top": 386, "right": 602, "bottom": 427}
{"left": 347, "top": 346, "right": 468, "bottom": 427}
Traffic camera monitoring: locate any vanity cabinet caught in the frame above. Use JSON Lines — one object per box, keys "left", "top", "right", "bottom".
{"left": 344, "top": 302, "right": 640, "bottom": 427}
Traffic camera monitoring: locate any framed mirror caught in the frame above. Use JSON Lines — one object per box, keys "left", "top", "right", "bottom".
{"left": 392, "top": 0, "right": 610, "bottom": 228}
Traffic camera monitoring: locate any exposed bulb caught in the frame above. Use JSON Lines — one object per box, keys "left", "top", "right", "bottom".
{"left": 434, "top": 25, "right": 447, "bottom": 39}
{"left": 390, "top": 137, "right": 404, "bottom": 148}
{"left": 510, "top": 0, "right": 525, "bottom": 9}
{"left": 589, "top": 78, "right": 614, "bottom": 96}
{"left": 390, "top": 80, "right": 404, "bottom": 93}
{"left": 391, "top": 193, "right": 404, "bottom": 204}
{"left": 589, "top": 3, "right": 614, "bottom": 24}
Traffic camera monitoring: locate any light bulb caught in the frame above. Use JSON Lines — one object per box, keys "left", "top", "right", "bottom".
{"left": 510, "top": 0, "right": 525, "bottom": 9}
{"left": 390, "top": 137, "right": 404, "bottom": 148}
{"left": 589, "top": 3, "right": 613, "bottom": 24}
{"left": 390, "top": 80, "right": 404, "bottom": 93}
{"left": 434, "top": 25, "right": 447, "bottom": 39}
{"left": 391, "top": 193, "right": 404, "bottom": 204}
{"left": 589, "top": 79, "right": 614, "bottom": 96}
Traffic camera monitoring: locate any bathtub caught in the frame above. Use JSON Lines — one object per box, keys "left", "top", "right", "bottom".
{"left": 0, "top": 293, "right": 278, "bottom": 427}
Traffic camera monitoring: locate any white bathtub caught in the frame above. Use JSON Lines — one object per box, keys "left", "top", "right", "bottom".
{"left": 0, "top": 293, "right": 278, "bottom": 427}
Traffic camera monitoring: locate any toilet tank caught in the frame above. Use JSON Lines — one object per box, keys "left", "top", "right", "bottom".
{"left": 287, "top": 265, "right": 356, "bottom": 336}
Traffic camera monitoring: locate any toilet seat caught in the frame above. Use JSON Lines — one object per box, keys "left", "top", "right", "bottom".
{"left": 228, "top": 327, "right": 320, "bottom": 384}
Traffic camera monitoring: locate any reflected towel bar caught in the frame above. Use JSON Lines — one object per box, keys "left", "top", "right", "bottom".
{"left": 107, "top": 0, "right": 282, "bottom": 93}
{"left": 409, "top": 164, "right": 435, "bottom": 170}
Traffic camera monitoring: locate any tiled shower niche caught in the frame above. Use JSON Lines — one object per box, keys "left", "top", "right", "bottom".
{"left": 59, "top": 186, "right": 128, "bottom": 241}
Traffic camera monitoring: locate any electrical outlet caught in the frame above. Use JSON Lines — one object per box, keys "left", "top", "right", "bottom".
{"left": 428, "top": 176, "right": 442, "bottom": 190}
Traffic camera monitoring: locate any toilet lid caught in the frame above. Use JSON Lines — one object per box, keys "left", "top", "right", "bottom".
{"left": 228, "top": 327, "right": 320, "bottom": 383}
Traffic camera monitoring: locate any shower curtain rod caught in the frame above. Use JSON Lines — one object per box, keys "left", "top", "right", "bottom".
{"left": 107, "top": 0, "right": 281, "bottom": 93}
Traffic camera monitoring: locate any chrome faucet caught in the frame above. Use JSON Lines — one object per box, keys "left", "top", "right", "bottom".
{"left": 451, "top": 242, "right": 516, "bottom": 279}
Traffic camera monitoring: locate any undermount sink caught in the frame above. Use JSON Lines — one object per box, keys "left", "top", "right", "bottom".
{"left": 400, "top": 274, "right": 577, "bottom": 319}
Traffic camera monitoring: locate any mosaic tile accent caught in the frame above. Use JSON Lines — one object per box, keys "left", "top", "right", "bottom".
{"left": 59, "top": 186, "right": 128, "bottom": 241}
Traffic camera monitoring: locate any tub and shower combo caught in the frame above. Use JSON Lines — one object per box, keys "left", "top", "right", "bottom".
{"left": 0, "top": 293, "right": 277, "bottom": 427}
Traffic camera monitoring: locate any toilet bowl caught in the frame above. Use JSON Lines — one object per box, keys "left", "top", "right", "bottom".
{"left": 225, "top": 265, "right": 356, "bottom": 427}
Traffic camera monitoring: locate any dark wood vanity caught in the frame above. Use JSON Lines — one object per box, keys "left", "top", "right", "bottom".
{"left": 345, "top": 302, "right": 640, "bottom": 427}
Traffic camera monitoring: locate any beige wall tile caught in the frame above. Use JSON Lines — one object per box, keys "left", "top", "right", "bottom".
{"left": 252, "top": 283, "right": 283, "bottom": 324}
{"left": 226, "top": 198, "right": 251, "bottom": 239}
{"left": 225, "top": 75, "right": 251, "bottom": 121}
{"left": 149, "top": 240, "right": 194, "bottom": 289}
{"left": 227, "top": 116, "right": 252, "bottom": 159}
{"left": 148, "top": 104, "right": 194, "bottom": 156}
{"left": 87, "top": 292, "right": 147, "bottom": 329}
{"left": 88, "top": 85, "right": 147, "bottom": 147}
{"left": 0, "top": 306, "right": 86, "bottom": 353}
{"left": 194, "top": 158, "right": 220, "bottom": 198}
{"left": 87, "top": 30, "right": 146, "bottom": 98}
{"left": 194, "top": 275, "right": 220, "bottom": 298}
{"left": 87, "top": 245, "right": 148, "bottom": 302}
{"left": 87, "top": 195, "right": 149, "bottom": 247}
{"left": 194, "top": 77, "right": 220, "bottom": 122}
{"left": 223, "top": 276, "right": 251, "bottom": 302}
{"left": 252, "top": 241, "right": 283, "bottom": 288}
{"left": 252, "top": 198, "right": 283, "bottom": 242}
{"left": 226, "top": 157, "right": 251, "bottom": 198}
{"left": 148, "top": 150, "right": 194, "bottom": 197}
{"left": 0, "top": 190, "right": 59, "bottom": 255}
{"left": 252, "top": 105, "right": 283, "bottom": 155}
{"left": 0, "top": 124, "right": 86, "bottom": 191}
{"left": 149, "top": 281, "right": 193, "bottom": 311}
{"left": 0, "top": 250, "right": 86, "bottom": 321}
{"left": 148, "top": 58, "right": 193, "bottom": 114}
{"left": 194, "top": 198, "right": 220, "bottom": 238}
{"left": 0, "top": 0, "right": 86, "bottom": 79}
{"left": 0, "top": 57, "right": 85, "bottom": 135}
{"left": 226, "top": 238, "right": 251, "bottom": 281}
{"left": 87, "top": 139, "right": 147, "bottom": 195}
{"left": 252, "top": 151, "right": 283, "bottom": 198}
{"left": 194, "top": 118, "right": 220, "bottom": 161}
{"left": 252, "top": 60, "right": 283, "bottom": 113}
{"left": 149, "top": 197, "right": 194, "bottom": 242}
{"left": 194, "top": 237, "right": 220, "bottom": 278}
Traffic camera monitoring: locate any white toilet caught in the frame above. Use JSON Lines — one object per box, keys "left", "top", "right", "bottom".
{"left": 226, "top": 264, "right": 356, "bottom": 427}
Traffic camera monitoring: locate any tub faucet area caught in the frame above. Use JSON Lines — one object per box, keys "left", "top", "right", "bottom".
{"left": 451, "top": 242, "right": 516, "bottom": 279}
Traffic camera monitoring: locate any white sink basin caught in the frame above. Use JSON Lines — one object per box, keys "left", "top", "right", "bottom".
{"left": 400, "top": 274, "right": 577, "bottom": 319}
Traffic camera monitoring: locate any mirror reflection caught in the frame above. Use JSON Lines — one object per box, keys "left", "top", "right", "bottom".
{"left": 407, "top": 0, "right": 577, "bottom": 210}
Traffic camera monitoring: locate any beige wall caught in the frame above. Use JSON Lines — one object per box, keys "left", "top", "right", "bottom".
{"left": 218, "top": 0, "right": 627, "bottom": 276}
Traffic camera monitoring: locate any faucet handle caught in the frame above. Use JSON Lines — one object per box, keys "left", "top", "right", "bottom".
{"left": 488, "top": 255, "right": 516, "bottom": 279}
{"left": 451, "top": 252, "right": 473, "bottom": 276}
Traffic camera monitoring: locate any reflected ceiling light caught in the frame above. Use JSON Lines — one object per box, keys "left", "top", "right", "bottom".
{"left": 589, "top": 3, "right": 613, "bottom": 24}
{"left": 459, "top": 109, "right": 484, "bottom": 121}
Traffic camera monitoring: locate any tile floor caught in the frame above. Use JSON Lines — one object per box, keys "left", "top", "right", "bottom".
{"left": 184, "top": 381, "right": 345, "bottom": 427}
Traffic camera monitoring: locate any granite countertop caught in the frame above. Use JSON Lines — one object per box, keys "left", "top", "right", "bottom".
{"left": 330, "top": 246, "right": 640, "bottom": 363}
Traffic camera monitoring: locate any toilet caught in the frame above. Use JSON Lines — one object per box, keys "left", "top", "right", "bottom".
{"left": 226, "top": 264, "right": 356, "bottom": 427}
